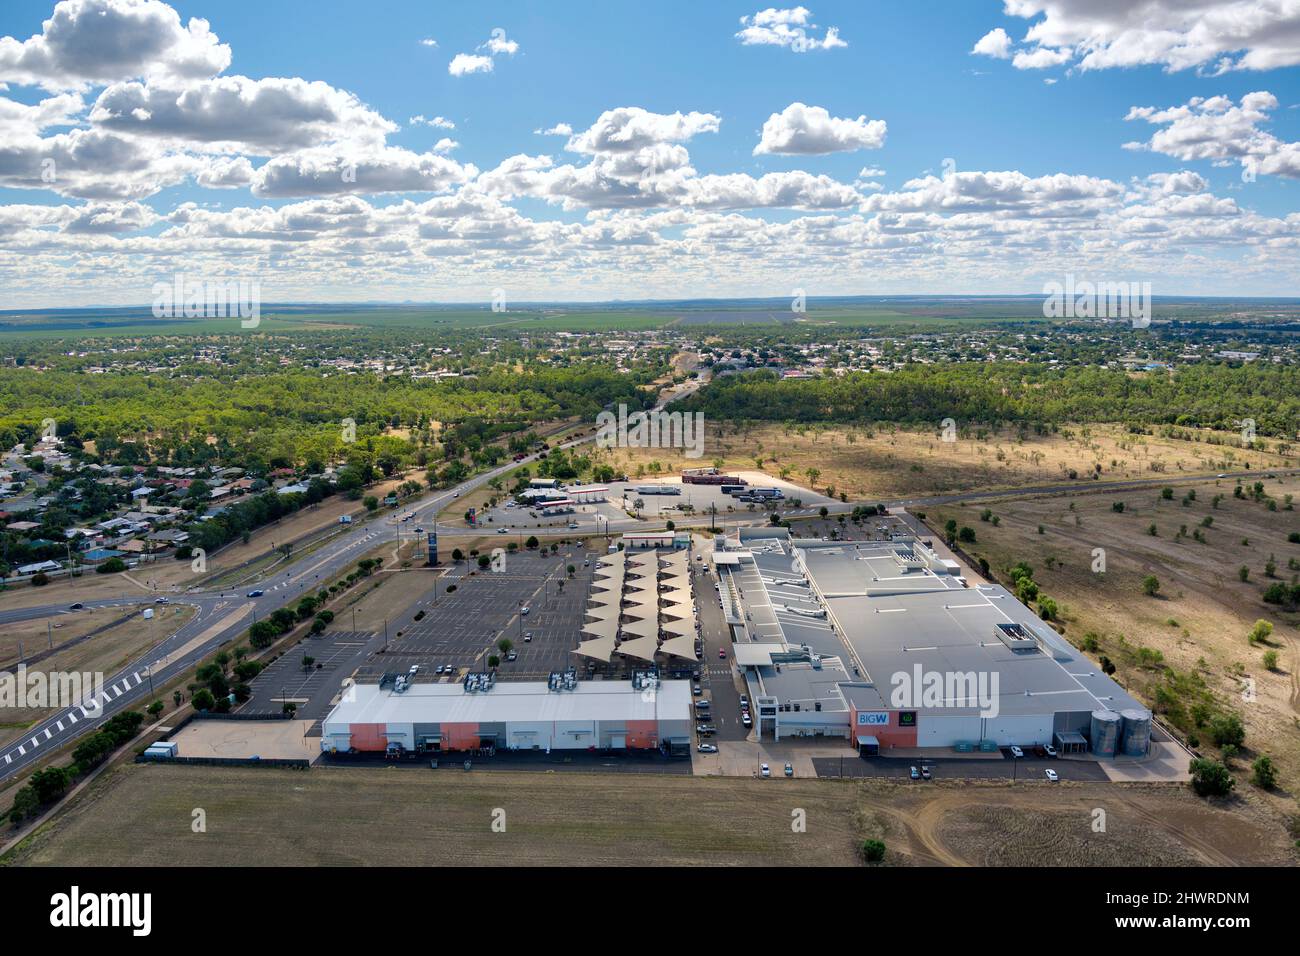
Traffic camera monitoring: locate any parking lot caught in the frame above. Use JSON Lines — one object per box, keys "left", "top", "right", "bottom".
{"left": 243, "top": 629, "right": 379, "bottom": 720}
{"left": 811, "top": 752, "right": 1111, "bottom": 782}
{"left": 353, "top": 545, "right": 602, "bottom": 682}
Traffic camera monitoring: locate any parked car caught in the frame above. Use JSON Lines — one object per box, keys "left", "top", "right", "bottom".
{"left": 909, "top": 766, "right": 920, "bottom": 780}
{"left": 505, "top": 651, "right": 518, "bottom": 662}
{"left": 523, "top": 632, "right": 532, "bottom": 643}
{"left": 1044, "top": 744, "right": 1058, "bottom": 758}
{"left": 697, "top": 743, "right": 718, "bottom": 754}
{"left": 435, "top": 665, "right": 445, "bottom": 674}
{"left": 784, "top": 763, "right": 794, "bottom": 778}
{"left": 521, "top": 605, "right": 530, "bottom": 616}
{"left": 718, "top": 647, "right": 727, "bottom": 659}
{"left": 1009, "top": 745, "right": 1025, "bottom": 758}
{"left": 738, "top": 695, "right": 749, "bottom": 709}
{"left": 920, "top": 765, "right": 932, "bottom": 780}
{"left": 741, "top": 713, "right": 752, "bottom": 728}
{"left": 1044, "top": 768, "right": 1059, "bottom": 782}
{"left": 760, "top": 763, "right": 771, "bottom": 778}
{"left": 696, "top": 725, "right": 716, "bottom": 736}
{"left": 246, "top": 590, "right": 264, "bottom": 598}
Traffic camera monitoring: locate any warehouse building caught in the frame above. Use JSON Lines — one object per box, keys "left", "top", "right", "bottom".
{"left": 715, "top": 528, "right": 1150, "bottom": 756}
{"left": 320, "top": 675, "right": 692, "bottom": 755}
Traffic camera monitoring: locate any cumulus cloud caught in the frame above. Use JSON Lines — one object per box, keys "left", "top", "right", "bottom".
{"left": 448, "top": 29, "right": 520, "bottom": 76}
{"left": 565, "top": 107, "right": 720, "bottom": 155}
{"left": 89, "top": 75, "right": 397, "bottom": 152}
{"left": 985, "top": 0, "right": 1300, "bottom": 74}
{"left": 448, "top": 53, "right": 493, "bottom": 77}
{"left": 409, "top": 114, "right": 455, "bottom": 129}
{"left": 971, "top": 28, "right": 1012, "bottom": 59}
{"left": 251, "top": 145, "right": 476, "bottom": 198}
{"left": 0, "top": 0, "right": 231, "bottom": 89}
{"left": 736, "top": 7, "right": 846, "bottom": 51}
{"left": 1124, "top": 91, "right": 1300, "bottom": 179}
{"left": 535, "top": 122, "right": 573, "bottom": 136}
{"left": 754, "top": 103, "right": 886, "bottom": 155}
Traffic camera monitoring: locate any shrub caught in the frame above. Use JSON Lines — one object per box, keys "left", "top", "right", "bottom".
{"left": 860, "top": 839, "right": 886, "bottom": 863}
{"left": 1189, "top": 758, "right": 1234, "bottom": 797}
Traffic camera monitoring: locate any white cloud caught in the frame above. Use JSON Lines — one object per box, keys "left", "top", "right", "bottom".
{"left": 419, "top": 38, "right": 437, "bottom": 48}
{"left": 754, "top": 102, "right": 886, "bottom": 155}
{"left": 410, "top": 114, "right": 455, "bottom": 129}
{"left": 989, "top": 0, "right": 1300, "bottom": 74}
{"left": 971, "top": 28, "right": 1012, "bottom": 59}
{"left": 251, "top": 145, "right": 476, "bottom": 198}
{"left": 431, "top": 137, "right": 458, "bottom": 154}
{"left": 482, "top": 31, "right": 519, "bottom": 56}
{"left": 736, "top": 7, "right": 847, "bottom": 52}
{"left": 448, "top": 53, "right": 494, "bottom": 77}
{"left": 449, "top": 30, "right": 520, "bottom": 77}
{"left": 89, "top": 75, "right": 397, "bottom": 152}
{"left": 1125, "top": 91, "right": 1300, "bottom": 179}
{"left": 0, "top": 0, "right": 231, "bottom": 90}
{"left": 565, "top": 107, "right": 720, "bottom": 155}
{"left": 536, "top": 122, "right": 573, "bottom": 136}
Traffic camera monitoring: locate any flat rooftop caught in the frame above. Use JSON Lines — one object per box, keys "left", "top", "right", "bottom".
{"left": 722, "top": 537, "right": 1143, "bottom": 719}
{"left": 324, "top": 679, "right": 693, "bottom": 728}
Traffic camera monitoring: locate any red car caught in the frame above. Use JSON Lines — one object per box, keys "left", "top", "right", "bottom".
{"left": 718, "top": 647, "right": 727, "bottom": 659}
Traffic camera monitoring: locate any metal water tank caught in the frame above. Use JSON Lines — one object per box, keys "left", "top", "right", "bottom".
{"left": 1090, "top": 709, "right": 1121, "bottom": 756}
{"left": 1120, "top": 709, "right": 1152, "bottom": 757}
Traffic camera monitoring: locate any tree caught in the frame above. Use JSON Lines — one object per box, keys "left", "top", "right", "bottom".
{"left": 1189, "top": 758, "right": 1234, "bottom": 797}
{"left": 1208, "top": 713, "right": 1245, "bottom": 748}
{"left": 1262, "top": 649, "right": 1279, "bottom": 671}
{"left": 147, "top": 700, "right": 164, "bottom": 718}
{"left": 860, "top": 839, "right": 886, "bottom": 863}
{"left": 192, "top": 688, "right": 216, "bottom": 711}
{"left": 363, "top": 495, "right": 379, "bottom": 512}
{"left": 1247, "top": 619, "right": 1273, "bottom": 645}
{"left": 1141, "top": 575, "right": 1160, "bottom": 597}
{"left": 957, "top": 526, "right": 976, "bottom": 543}
{"left": 498, "top": 638, "right": 513, "bottom": 655}
{"left": 488, "top": 655, "right": 500, "bottom": 668}
{"left": 525, "top": 535, "right": 539, "bottom": 550}
{"left": 1250, "top": 756, "right": 1277, "bottom": 790}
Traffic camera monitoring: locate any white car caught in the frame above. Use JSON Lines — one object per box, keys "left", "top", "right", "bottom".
{"left": 1009, "top": 745, "right": 1025, "bottom": 758}
{"left": 1043, "top": 744, "right": 1057, "bottom": 758}
{"left": 1044, "top": 769, "right": 1059, "bottom": 782}
{"left": 760, "top": 763, "right": 771, "bottom": 778}
{"left": 498, "top": 527, "right": 509, "bottom": 534}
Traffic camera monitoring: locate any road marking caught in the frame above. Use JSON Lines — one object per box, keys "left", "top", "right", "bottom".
{"left": 56, "top": 720, "right": 64, "bottom": 731}
{"left": 44, "top": 728, "right": 52, "bottom": 739}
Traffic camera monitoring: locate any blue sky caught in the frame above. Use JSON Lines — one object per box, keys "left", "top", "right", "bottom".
{"left": 1, "top": 1, "right": 1299, "bottom": 304}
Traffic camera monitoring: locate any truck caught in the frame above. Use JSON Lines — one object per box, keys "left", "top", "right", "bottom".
{"left": 682, "top": 473, "right": 742, "bottom": 485}
{"left": 338, "top": 514, "right": 353, "bottom": 524}
{"left": 745, "top": 487, "right": 784, "bottom": 500}
{"left": 636, "top": 485, "right": 680, "bottom": 495}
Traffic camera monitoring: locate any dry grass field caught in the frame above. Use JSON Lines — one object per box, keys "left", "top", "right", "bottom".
{"left": 924, "top": 476, "right": 1300, "bottom": 807}
{"left": 594, "top": 422, "right": 1295, "bottom": 500}
{"left": 0, "top": 606, "right": 195, "bottom": 748}
{"left": 4, "top": 763, "right": 1292, "bottom": 867}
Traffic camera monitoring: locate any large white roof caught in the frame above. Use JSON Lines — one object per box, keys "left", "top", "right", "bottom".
{"left": 324, "top": 680, "right": 691, "bottom": 727}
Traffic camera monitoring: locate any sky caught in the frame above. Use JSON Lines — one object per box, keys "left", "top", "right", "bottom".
{"left": 1, "top": 0, "right": 1299, "bottom": 307}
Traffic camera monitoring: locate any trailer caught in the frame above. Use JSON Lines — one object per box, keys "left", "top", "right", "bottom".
{"left": 682, "top": 474, "right": 742, "bottom": 485}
